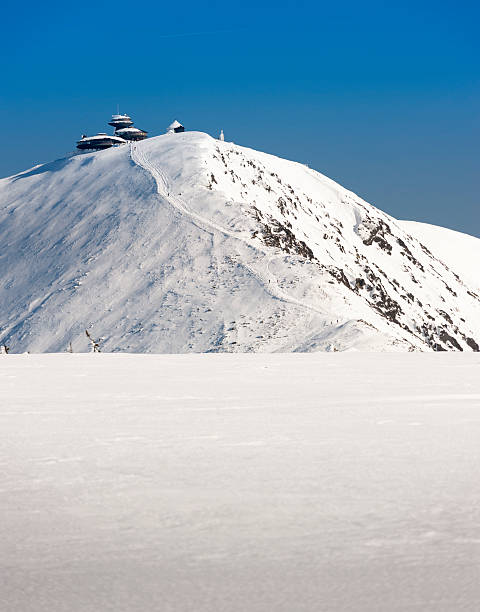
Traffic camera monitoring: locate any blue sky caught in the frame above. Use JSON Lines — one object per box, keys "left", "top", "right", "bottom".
{"left": 1, "top": 0, "right": 478, "bottom": 235}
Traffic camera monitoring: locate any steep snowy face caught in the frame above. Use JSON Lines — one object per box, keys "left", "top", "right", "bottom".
{"left": 399, "top": 221, "right": 480, "bottom": 292}
{"left": 0, "top": 132, "right": 479, "bottom": 353}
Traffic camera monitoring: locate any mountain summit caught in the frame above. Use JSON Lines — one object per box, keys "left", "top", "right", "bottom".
{"left": 1, "top": 131, "right": 479, "bottom": 353}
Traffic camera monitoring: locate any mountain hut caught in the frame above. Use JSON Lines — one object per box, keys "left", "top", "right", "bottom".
{"left": 167, "top": 120, "right": 185, "bottom": 134}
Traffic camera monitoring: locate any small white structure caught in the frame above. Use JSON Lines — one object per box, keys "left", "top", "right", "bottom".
{"left": 167, "top": 120, "right": 185, "bottom": 134}
{"left": 219, "top": 129, "right": 224, "bottom": 141}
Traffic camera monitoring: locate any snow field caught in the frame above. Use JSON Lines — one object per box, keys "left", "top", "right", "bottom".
{"left": 2, "top": 353, "right": 480, "bottom": 611}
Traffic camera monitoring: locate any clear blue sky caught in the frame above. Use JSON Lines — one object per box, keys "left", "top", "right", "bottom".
{"left": 1, "top": 0, "right": 478, "bottom": 235}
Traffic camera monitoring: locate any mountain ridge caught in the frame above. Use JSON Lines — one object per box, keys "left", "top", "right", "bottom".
{"left": 1, "top": 131, "right": 479, "bottom": 353}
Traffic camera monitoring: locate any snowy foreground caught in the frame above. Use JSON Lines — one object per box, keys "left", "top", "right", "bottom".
{"left": 2, "top": 353, "right": 480, "bottom": 612}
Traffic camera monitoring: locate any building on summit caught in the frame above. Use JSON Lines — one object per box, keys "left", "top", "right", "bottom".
{"left": 76, "top": 133, "right": 127, "bottom": 151}
{"left": 76, "top": 111, "right": 148, "bottom": 151}
{"left": 114, "top": 126, "right": 148, "bottom": 141}
{"left": 76, "top": 113, "right": 190, "bottom": 151}
{"left": 108, "top": 114, "right": 134, "bottom": 129}
{"left": 167, "top": 120, "right": 185, "bottom": 134}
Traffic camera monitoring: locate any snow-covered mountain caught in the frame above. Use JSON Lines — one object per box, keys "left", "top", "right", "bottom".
{"left": 0, "top": 131, "right": 479, "bottom": 353}
{"left": 399, "top": 220, "right": 480, "bottom": 292}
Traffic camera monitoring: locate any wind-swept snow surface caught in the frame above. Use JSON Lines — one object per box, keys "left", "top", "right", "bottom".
{"left": 1, "top": 132, "right": 479, "bottom": 353}
{"left": 2, "top": 353, "right": 480, "bottom": 611}
{"left": 400, "top": 220, "right": 480, "bottom": 291}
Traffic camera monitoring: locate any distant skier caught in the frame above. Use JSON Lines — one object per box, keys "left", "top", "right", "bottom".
{"left": 219, "top": 130, "right": 225, "bottom": 142}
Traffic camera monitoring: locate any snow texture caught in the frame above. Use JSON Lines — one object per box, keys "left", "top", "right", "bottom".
{"left": 1, "top": 131, "right": 479, "bottom": 353}
{"left": 400, "top": 220, "right": 480, "bottom": 291}
{"left": 2, "top": 352, "right": 480, "bottom": 611}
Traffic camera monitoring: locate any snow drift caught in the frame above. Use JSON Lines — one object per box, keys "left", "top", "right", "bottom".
{"left": 0, "top": 132, "right": 479, "bottom": 353}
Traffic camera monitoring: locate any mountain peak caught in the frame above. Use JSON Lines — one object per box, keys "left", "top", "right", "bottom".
{"left": 1, "top": 132, "right": 479, "bottom": 353}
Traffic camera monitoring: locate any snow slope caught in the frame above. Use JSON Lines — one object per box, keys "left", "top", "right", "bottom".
{"left": 400, "top": 220, "right": 480, "bottom": 291}
{"left": 1, "top": 132, "right": 479, "bottom": 353}
{"left": 2, "top": 352, "right": 480, "bottom": 612}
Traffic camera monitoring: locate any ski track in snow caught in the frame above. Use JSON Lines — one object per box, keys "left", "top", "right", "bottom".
{"left": 130, "top": 142, "right": 328, "bottom": 319}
